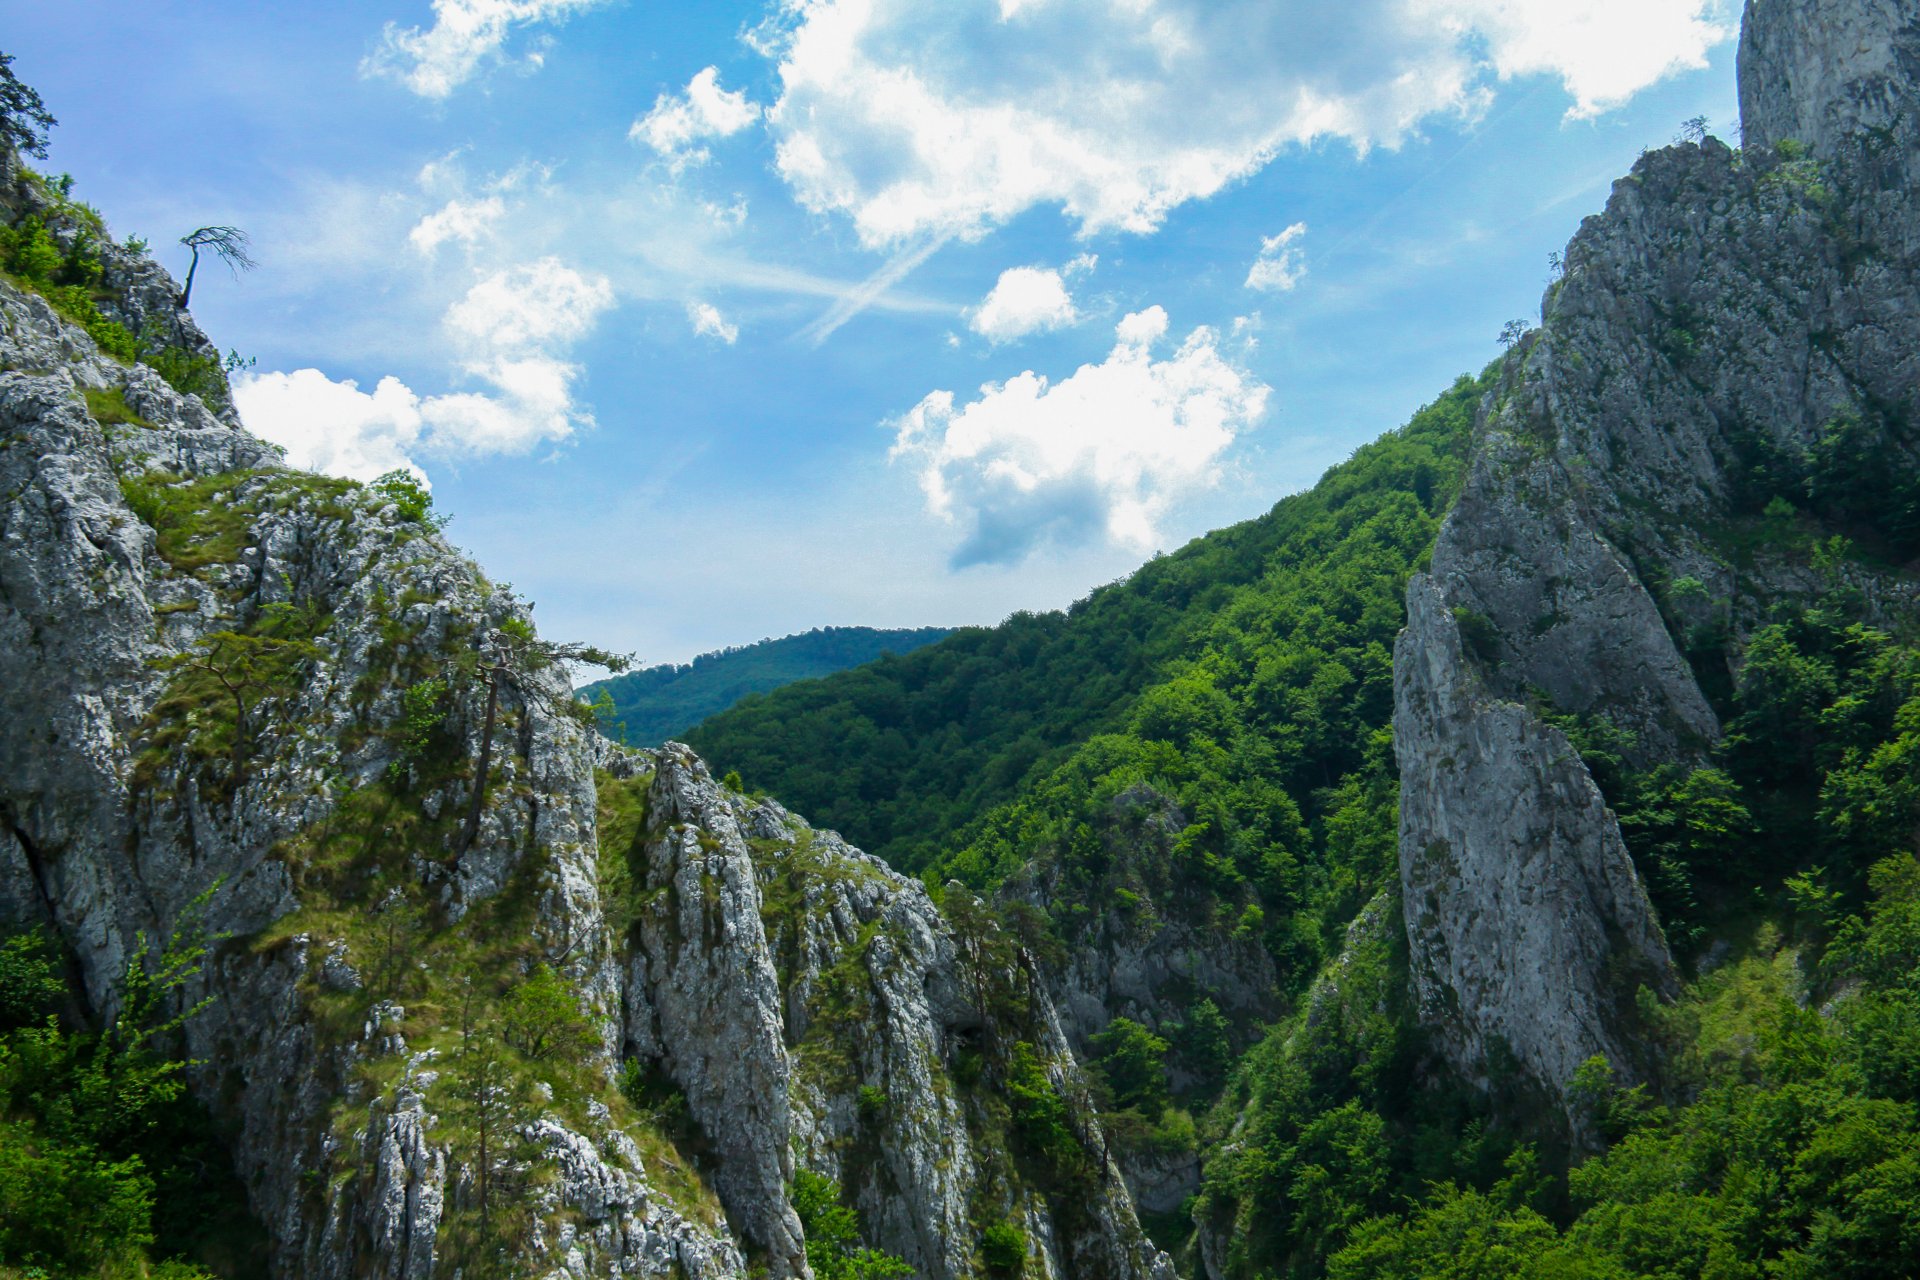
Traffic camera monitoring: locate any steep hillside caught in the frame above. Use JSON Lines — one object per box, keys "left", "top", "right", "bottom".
{"left": 582, "top": 626, "right": 952, "bottom": 748}
{"left": 0, "top": 141, "right": 1169, "bottom": 1278}
{"left": 8, "top": 1, "right": 1920, "bottom": 1278}
{"left": 694, "top": 1, "right": 1920, "bottom": 1276}
{"left": 690, "top": 383, "right": 1479, "bottom": 878}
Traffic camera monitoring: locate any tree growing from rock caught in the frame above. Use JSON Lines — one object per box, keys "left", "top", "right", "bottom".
{"left": 0, "top": 51, "right": 55, "bottom": 159}
{"left": 499, "top": 964, "right": 596, "bottom": 1064}
{"left": 447, "top": 977, "right": 533, "bottom": 1257}
{"left": 457, "top": 618, "right": 628, "bottom": 855}
{"left": 148, "top": 601, "right": 326, "bottom": 787}
{"left": 175, "top": 225, "right": 255, "bottom": 308}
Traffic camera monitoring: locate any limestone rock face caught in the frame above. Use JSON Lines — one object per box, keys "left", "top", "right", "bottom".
{"left": 1739, "top": 0, "right": 1920, "bottom": 157}
{"left": 1395, "top": 579, "right": 1677, "bottom": 1102}
{"left": 611, "top": 748, "right": 1177, "bottom": 1280}
{"left": 1395, "top": 0, "right": 1920, "bottom": 1113}
{"left": 1, "top": 167, "right": 1170, "bottom": 1276}
{"left": 1005, "top": 785, "right": 1279, "bottom": 1082}
{"left": 622, "top": 744, "right": 806, "bottom": 1275}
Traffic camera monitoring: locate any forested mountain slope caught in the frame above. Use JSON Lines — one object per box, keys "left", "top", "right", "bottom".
{"left": 689, "top": 381, "right": 1478, "bottom": 881}
{"left": 698, "top": 0, "right": 1920, "bottom": 1276}
{"left": 582, "top": 626, "right": 952, "bottom": 748}
{"left": 6, "top": 0, "right": 1920, "bottom": 1278}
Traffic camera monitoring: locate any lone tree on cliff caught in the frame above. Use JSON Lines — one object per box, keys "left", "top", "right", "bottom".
{"left": 0, "top": 52, "right": 55, "bottom": 159}
{"left": 457, "top": 618, "right": 629, "bottom": 855}
{"left": 176, "top": 225, "right": 255, "bottom": 308}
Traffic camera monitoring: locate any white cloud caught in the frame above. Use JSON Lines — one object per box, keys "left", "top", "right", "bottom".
{"left": 365, "top": 0, "right": 613, "bottom": 97}
{"left": 234, "top": 370, "right": 427, "bottom": 483}
{"left": 1245, "top": 222, "right": 1308, "bottom": 292}
{"left": 970, "top": 266, "right": 1077, "bottom": 343}
{"left": 445, "top": 257, "right": 614, "bottom": 353}
{"left": 687, "top": 301, "right": 740, "bottom": 344}
{"left": 891, "top": 307, "right": 1269, "bottom": 566}
{"left": 762, "top": 0, "right": 1732, "bottom": 247}
{"left": 238, "top": 257, "right": 615, "bottom": 479}
{"left": 631, "top": 67, "right": 764, "bottom": 172}
{"left": 409, "top": 195, "right": 506, "bottom": 255}
{"left": 703, "top": 198, "right": 750, "bottom": 228}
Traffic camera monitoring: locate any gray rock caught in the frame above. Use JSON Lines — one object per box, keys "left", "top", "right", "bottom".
{"left": 1395, "top": 579, "right": 1676, "bottom": 1109}
{"left": 1394, "top": 0, "right": 1920, "bottom": 1117}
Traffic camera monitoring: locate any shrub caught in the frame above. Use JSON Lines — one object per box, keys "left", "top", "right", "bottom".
{"left": 980, "top": 1220, "right": 1027, "bottom": 1276}
{"left": 370, "top": 468, "right": 447, "bottom": 528}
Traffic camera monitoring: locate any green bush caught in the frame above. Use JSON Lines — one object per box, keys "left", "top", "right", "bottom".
{"left": 0, "top": 214, "right": 138, "bottom": 360}
{"left": 980, "top": 1220, "right": 1027, "bottom": 1276}
{"left": 790, "top": 1168, "right": 912, "bottom": 1280}
{"left": 370, "top": 468, "right": 447, "bottom": 529}
{"left": 0, "top": 906, "right": 256, "bottom": 1276}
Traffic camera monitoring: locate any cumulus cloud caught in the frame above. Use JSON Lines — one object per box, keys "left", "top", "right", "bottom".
{"left": 970, "top": 266, "right": 1077, "bottom": 343}
{"left": 365, "top": 0, "right": 613, "bottom": 98}
{"left": 445, "top": 257, "right": 614, "bottom": 354}
{"left": 891, "top": 307, "right": 1268, "bottom": 567}
{"left": 409, "top": 195, "right": 506, "bottom": 255}
{"left": 233, "top": 371, "right": 429, "bottom": 483}
{"left": 761, "top": 0, "right": 1731, "bottom": 247}
{"left": 687, "top": 300, "right": 740, "bottom": 344}
{"left": 237, "top": 257, "right": 615, "bottom": 479}
{"left": 631, "top": 67, "right": 763, "bottom": 172}
{"left": 1245, "top": 222, "right": 1308, "bottom": 293}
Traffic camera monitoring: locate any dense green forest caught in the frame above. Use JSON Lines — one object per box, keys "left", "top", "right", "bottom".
{"left": 1193, "top": 576, "right": 1920, "bottom": 1278}
{"left": 582, "top": 626, "right": 951, "bottom": 747}
{"left": 689, "top": 373, "right": 1483, "bottom": 883}
{"left": 696, "top": 361, "right": 1920, "bottom": 1276}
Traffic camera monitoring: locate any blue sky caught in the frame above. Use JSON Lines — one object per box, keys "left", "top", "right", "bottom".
{"left": 7, "top": 0, "right": 1739, "bottom": 663}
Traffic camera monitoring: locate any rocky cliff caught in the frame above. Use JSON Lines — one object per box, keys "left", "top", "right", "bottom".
{"left": 0, "top": 171, "right": 1169, "bottom": 1277}
{"left": 1396, "top": 0, "right": 1920, "bottom": 1117}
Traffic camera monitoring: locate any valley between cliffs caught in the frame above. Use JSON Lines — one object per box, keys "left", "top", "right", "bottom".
{"left": 6, "top": 0, "right": 1920, "bottom": 1277}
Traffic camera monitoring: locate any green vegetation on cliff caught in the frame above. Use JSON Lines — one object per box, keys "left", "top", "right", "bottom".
{"left": 0, "top": 915, "right": 264, "bottom": 1279}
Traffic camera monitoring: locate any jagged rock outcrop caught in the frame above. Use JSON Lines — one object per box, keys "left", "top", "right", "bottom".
{"left": 998, "top": 784, "right": 1278, "bottom": 1213}
{"left": 1395, "top": 580, "right": 1677, "bottom": 1101}
{"left": 1396, "top": 0, "right": 1920, "bottom": 1114}
{"left": 1, "top": 160, "right": 1171, "bottom": 1277}
{"left": 618, "top": 743, "right": 807, "bottom": 1275}
{"left": 1739, "top": 0, "right": 1920, "bottom": 156}
{"left": 1003, "top": 785, "right": 1278, "bottom": 1077}
{"left": 608, "top": 744, "right": 1176, "bottom": 1280}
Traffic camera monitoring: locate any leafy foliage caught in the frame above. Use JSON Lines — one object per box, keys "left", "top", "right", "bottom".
{"left": 692, "top": 374, "right": 1485, "bottom": 968}
{"left": 0, "top": 50, "right": 56, "bottom": 158}
{"left": 582, "top": 626, "right": 953, "bottom": 747}
{"left": 790, "top": 1169, "right": 913, "bottom": 1280}
{"left": 370, "top": 468, "right": 448, "bottom": 529}
{"left": 1327, "top": 863, "right": 1920, "bottom": 1279}
{"left": 0, "top": 211, "right": 138, "bottom": 360}
{"left": 0, "top": 907, "right": 261, "bottom": 1277}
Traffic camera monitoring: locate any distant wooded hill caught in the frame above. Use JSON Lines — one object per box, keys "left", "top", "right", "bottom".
{"left": 580, "top": 626, "right": 954, "bottom": 747}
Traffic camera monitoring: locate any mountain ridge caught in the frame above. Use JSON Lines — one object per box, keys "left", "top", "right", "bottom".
{"left": 6, "top": 0, "right": 1920, "bottom": 1277}
{"left": 581, "top": 625, "right": 953, "bottom": 748}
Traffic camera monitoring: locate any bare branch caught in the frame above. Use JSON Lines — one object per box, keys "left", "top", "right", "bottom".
{"left": 180, "top": 225, "right": 257, "bottom": 276}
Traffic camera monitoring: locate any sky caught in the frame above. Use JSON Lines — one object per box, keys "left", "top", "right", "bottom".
{"left": 5, "top": 0, "right": 1741, "bottom": 664}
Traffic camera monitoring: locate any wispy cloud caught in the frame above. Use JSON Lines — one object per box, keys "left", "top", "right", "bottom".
{"left": 687, "top": 300, "right": 740, "bottom": 344}
{"left": 365, "top": 0, "right": 614, "bottom": 99}
{"left": 796, "top": 235, "right": 952, "bottom": 345}
{"left": 1245, "top": 223, "right": 1309, "bottom": 292}
{"left": 631, "top": 67, "right": 764, "bottom": 172}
